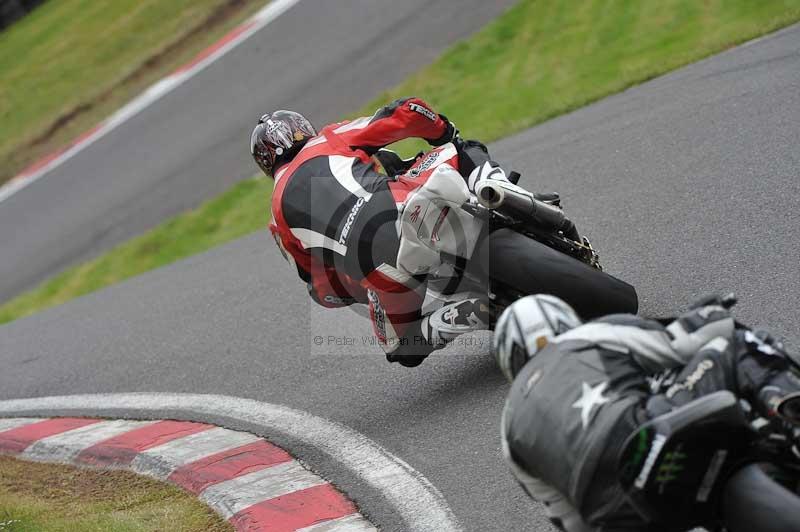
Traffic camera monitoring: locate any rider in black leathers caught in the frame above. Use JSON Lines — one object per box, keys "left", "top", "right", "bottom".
{"left": 495, "top": 294, "right": 800, "bottom": 531}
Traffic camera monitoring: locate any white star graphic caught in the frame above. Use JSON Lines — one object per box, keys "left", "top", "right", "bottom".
{"left": 572, "top": 381, "right": 610, "bottom": 429}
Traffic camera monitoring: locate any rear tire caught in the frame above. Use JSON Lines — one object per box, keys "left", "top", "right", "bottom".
{"left": 722, "top": 463, "right": 800, "bottom": 532}
{"left": 476, "top": 228, "right": 638, "bottom": 320}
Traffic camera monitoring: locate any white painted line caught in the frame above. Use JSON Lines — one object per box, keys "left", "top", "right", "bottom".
{"left": 201, "top": 460, "right": 326, "bottom": 519}
{"left": 0, "top": 0, "right": 303, "bottom": 205}
{"left": 296, "top": 513, "right": 377, "bottom": 532}
{"left": 132, "top": 426, "right": 261, "bottom": 480}
{"left": 0, "top": 393, "right": 461, "bottom": 531}
{"left": 22, "top": 419, "right": 156, "bottom": 462}
{"left": 0, "top": 418, "right": 41, "bottom": 433}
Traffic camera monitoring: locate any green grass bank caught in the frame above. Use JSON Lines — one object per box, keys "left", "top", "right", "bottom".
{"left": 0, "top": 456, "right": 232, "bottom": 532}
{"left": 0, "top": 0, "right": 269, "bottom": 185}
{"left": 359, "top": 0, "right": 800, "bottom": 152}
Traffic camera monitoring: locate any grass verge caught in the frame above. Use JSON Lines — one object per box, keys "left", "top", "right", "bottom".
{"left": 0, "top": 455, "right": 232, "bottom": 532}
{"left": 3, "top": 0, "right": 800, "bottom": 324}
{"left": 359, "top": 0, "right": 800, "bottom": 155}
{"left": 0, "top": 177, "right": 272, "bottom": 325}
{"left": 0, "top": 0, "right": 270, "bottom": 185}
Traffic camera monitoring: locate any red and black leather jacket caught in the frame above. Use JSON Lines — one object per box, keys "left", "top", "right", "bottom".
{"left": 269, "top": 97, "right": 456, "bottom": 352}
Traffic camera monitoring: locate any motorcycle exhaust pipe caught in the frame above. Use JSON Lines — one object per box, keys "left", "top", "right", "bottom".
{"left": 476, "top": 179, "right": 505, "bottom": 209}
{"left": 475, "top": 180, "right": 567, "bottom": 231}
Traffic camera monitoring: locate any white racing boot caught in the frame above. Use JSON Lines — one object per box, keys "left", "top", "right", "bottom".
{"left": 422, "top": 298, "right": 493, "bottom": 349}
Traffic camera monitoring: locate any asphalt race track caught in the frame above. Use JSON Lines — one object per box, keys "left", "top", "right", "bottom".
{"left": 0, "top": 0, "right": 514, "bottom": 303}
{"left": 2, "top": 19, "right": 800, "bottom": 532}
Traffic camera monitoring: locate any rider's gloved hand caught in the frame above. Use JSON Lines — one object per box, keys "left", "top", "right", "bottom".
{"left": 735, "top": 327, "right": 800, "bottom": 425}
{"left": 428, "top": 114, "right": 459, "bottom": 146}
{"left": 737, "top": 328, "right": 793, "bottom": 388}
{"left": 374, "top": 148, "right": 423, "bottom": 176}
{"left": 666, "top": 304, "right": 735, "bottom": 359}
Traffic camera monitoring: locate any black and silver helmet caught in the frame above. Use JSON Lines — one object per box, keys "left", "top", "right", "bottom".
{"left": 493, "top": 294, "right": 582, "bottom": 382}
{"left": 250, "top": 110, "right": 317, "bottom": 175}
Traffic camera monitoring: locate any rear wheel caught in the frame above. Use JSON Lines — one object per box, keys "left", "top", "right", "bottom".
{"left": 722, "top": 463, "right": 800, "bottom": 532}
{"left": 475, "top": 228, "right": 638, "bottom": 320}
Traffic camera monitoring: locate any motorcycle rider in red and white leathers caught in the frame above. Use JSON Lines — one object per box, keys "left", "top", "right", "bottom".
{"left": 250, "top": 98, "right": 508, "bottom": 366}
